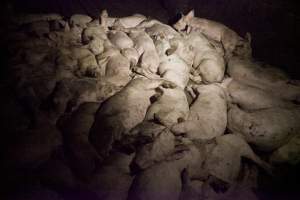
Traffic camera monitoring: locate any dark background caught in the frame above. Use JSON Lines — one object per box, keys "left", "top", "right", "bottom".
{"left": 2, "top": 0, "right": 300, "bottom": 78}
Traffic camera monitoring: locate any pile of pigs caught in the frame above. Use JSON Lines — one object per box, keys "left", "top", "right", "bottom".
{"left": 3, "top": 9, "right": 300, "bottom": 200}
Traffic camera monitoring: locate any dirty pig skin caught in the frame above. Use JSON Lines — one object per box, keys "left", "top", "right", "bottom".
{"left": 89, "top": 77, "right": 176, "bottom": 158}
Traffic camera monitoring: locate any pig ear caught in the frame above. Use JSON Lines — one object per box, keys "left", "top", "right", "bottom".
{"left": 245, "top": 32, "right": 252, "bottom": 44}
{"left": 101, "top": 9, "right": 108, "bottom": 17}
{"left": 64, "top": 22, "right": 70, "bottom": 32}
{"left": 166, "top": 45, "right": 177, "bottom": 56}
{"left": 185, "top": 10, "right": 194, "bottom": 20}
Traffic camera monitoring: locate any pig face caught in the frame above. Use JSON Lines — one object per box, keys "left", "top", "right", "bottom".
{"left": 232, "top": 33, "right": 252, "bottom": 59}
{"left": 173, "top": 10, "right": 195, "bottom": 32}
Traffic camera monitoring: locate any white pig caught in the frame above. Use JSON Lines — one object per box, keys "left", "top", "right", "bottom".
{"left": 89, "top": 77, "right": 176, "bottom": 158}
{"left": 173, "top": 10, "right": 252, "bottom": 59}
{"left": 227, "top": 57, "right": 300, "bottom": 103}
{"left": 172, "top": 84, "right": 227, "bottom": 140}
{"left": 228, "top": 105, "right": 300, "bottom": 152}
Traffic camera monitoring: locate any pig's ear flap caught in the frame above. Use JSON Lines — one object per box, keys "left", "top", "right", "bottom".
{"left": 100, "top": 9, "right": 109, "bottom": 28}
{"left": 101, "top": 9, "right": 108, "bottom": 17}
{"left": 185, "top": 10, "right": 194, "bottom": 20}
{"left": 245, "top": 32, "right": 252, "bottom": 44}
{"left": 166, "top": 45, "right": 177, "bottom": 56}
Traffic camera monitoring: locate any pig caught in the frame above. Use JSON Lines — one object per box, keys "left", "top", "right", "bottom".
{"left": 227, "top": 57, "right": 300, "bottom": 103}
{"left": 96, "top": 81, "right": 124, "bottom": 104}
{"left": 49, "top": 19, "right": 69, "bottom": 32}
{"left": 71, "top": 45, "right": 105, "bottom": 72}
{"left": 89, "top": 77, "right": 176, "bottom": 158}
{"left": 96, "top": 46, "right": 132, "bottom": 86}
{"left": 130, "top": 126, "right": 194, "bottom": 171}
{"left": 127, "top": 161, "right": 183, "bottom": 200}
{"left": 201, "top": 166, "right": 260, "bottom": 200}
{"left": 172, "top": 84, "right": 227, "bottom": 140}
{"left": 131, "top": 127, "right": 176, "bottom": 170}
{"left": 48, "top": 23, "right": 83, "bottom": 46}
{"left": 145, "top": 87, "right": 189, "bottom": 128}
{"left": 129, "top": 29, "right": 160, "bottom": 74}
{"left": 60, "top": 103, "right": 101, "bottom": 180}
{"left": 179, "top": 170, "right": 203, "bottom": 200}
{"left": 166, "top": 37, "right": 194, "bottom": 70}
{"left": 47, "top": 78, "right": 99, "bottom": 121}
{"left": 128, "top": 121, "right": 166, "bottom": 138}
{"left": 108, "top": 30, "right": 134, "bottom": 49}
{"left": 70, "top": 14, "right": 92, "bottom": 28}
{"left": 115, "top": 121, "right": 167, "bottom": 154}
{"left": 173, "top": 10, "right": 252, "bottom": 59}
{"left": 55, "top": 48, "right": 78, "bottom": 71}
{"left": 121, "top": 47, "right": 140, "bottom": 67}
{"left": 228, "top": 80, "right": 296, "bottom": 110}
{"left": 128, "top": 141, "right": 201, "bottom": 200}
{"left": 82, "top": 26, "right": 107, "bottom": 43}
{"left": 84, "top": 38, "right": 105, "bottom": 55}
{"left": 186, "top": 31, "right": 225, "bottom": 83}
{"left": 100, "top": 10, "right": 146, "bottom": 30}
{"left": 76, "top": 53, "right": 100, "bottom": 77}
{"left": 270, "top": 134, "right": 300, "bottom": 165}
{"left": 155, "top": 37, "right": 190, "bottom": 88}
{"left": 88, "top": 152, "right": 135, "bottom": 200}
{"left": 228, "top": 105, "right": 300, "bottom": 152}
{"left": 204, "top": 134, "right": 272, "bottom": 183}
{"left": 146, "top": 23, "right": 180, "bottom": 39}
{"left": 135, "top": 19, "right": 180, "bottom": 39}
